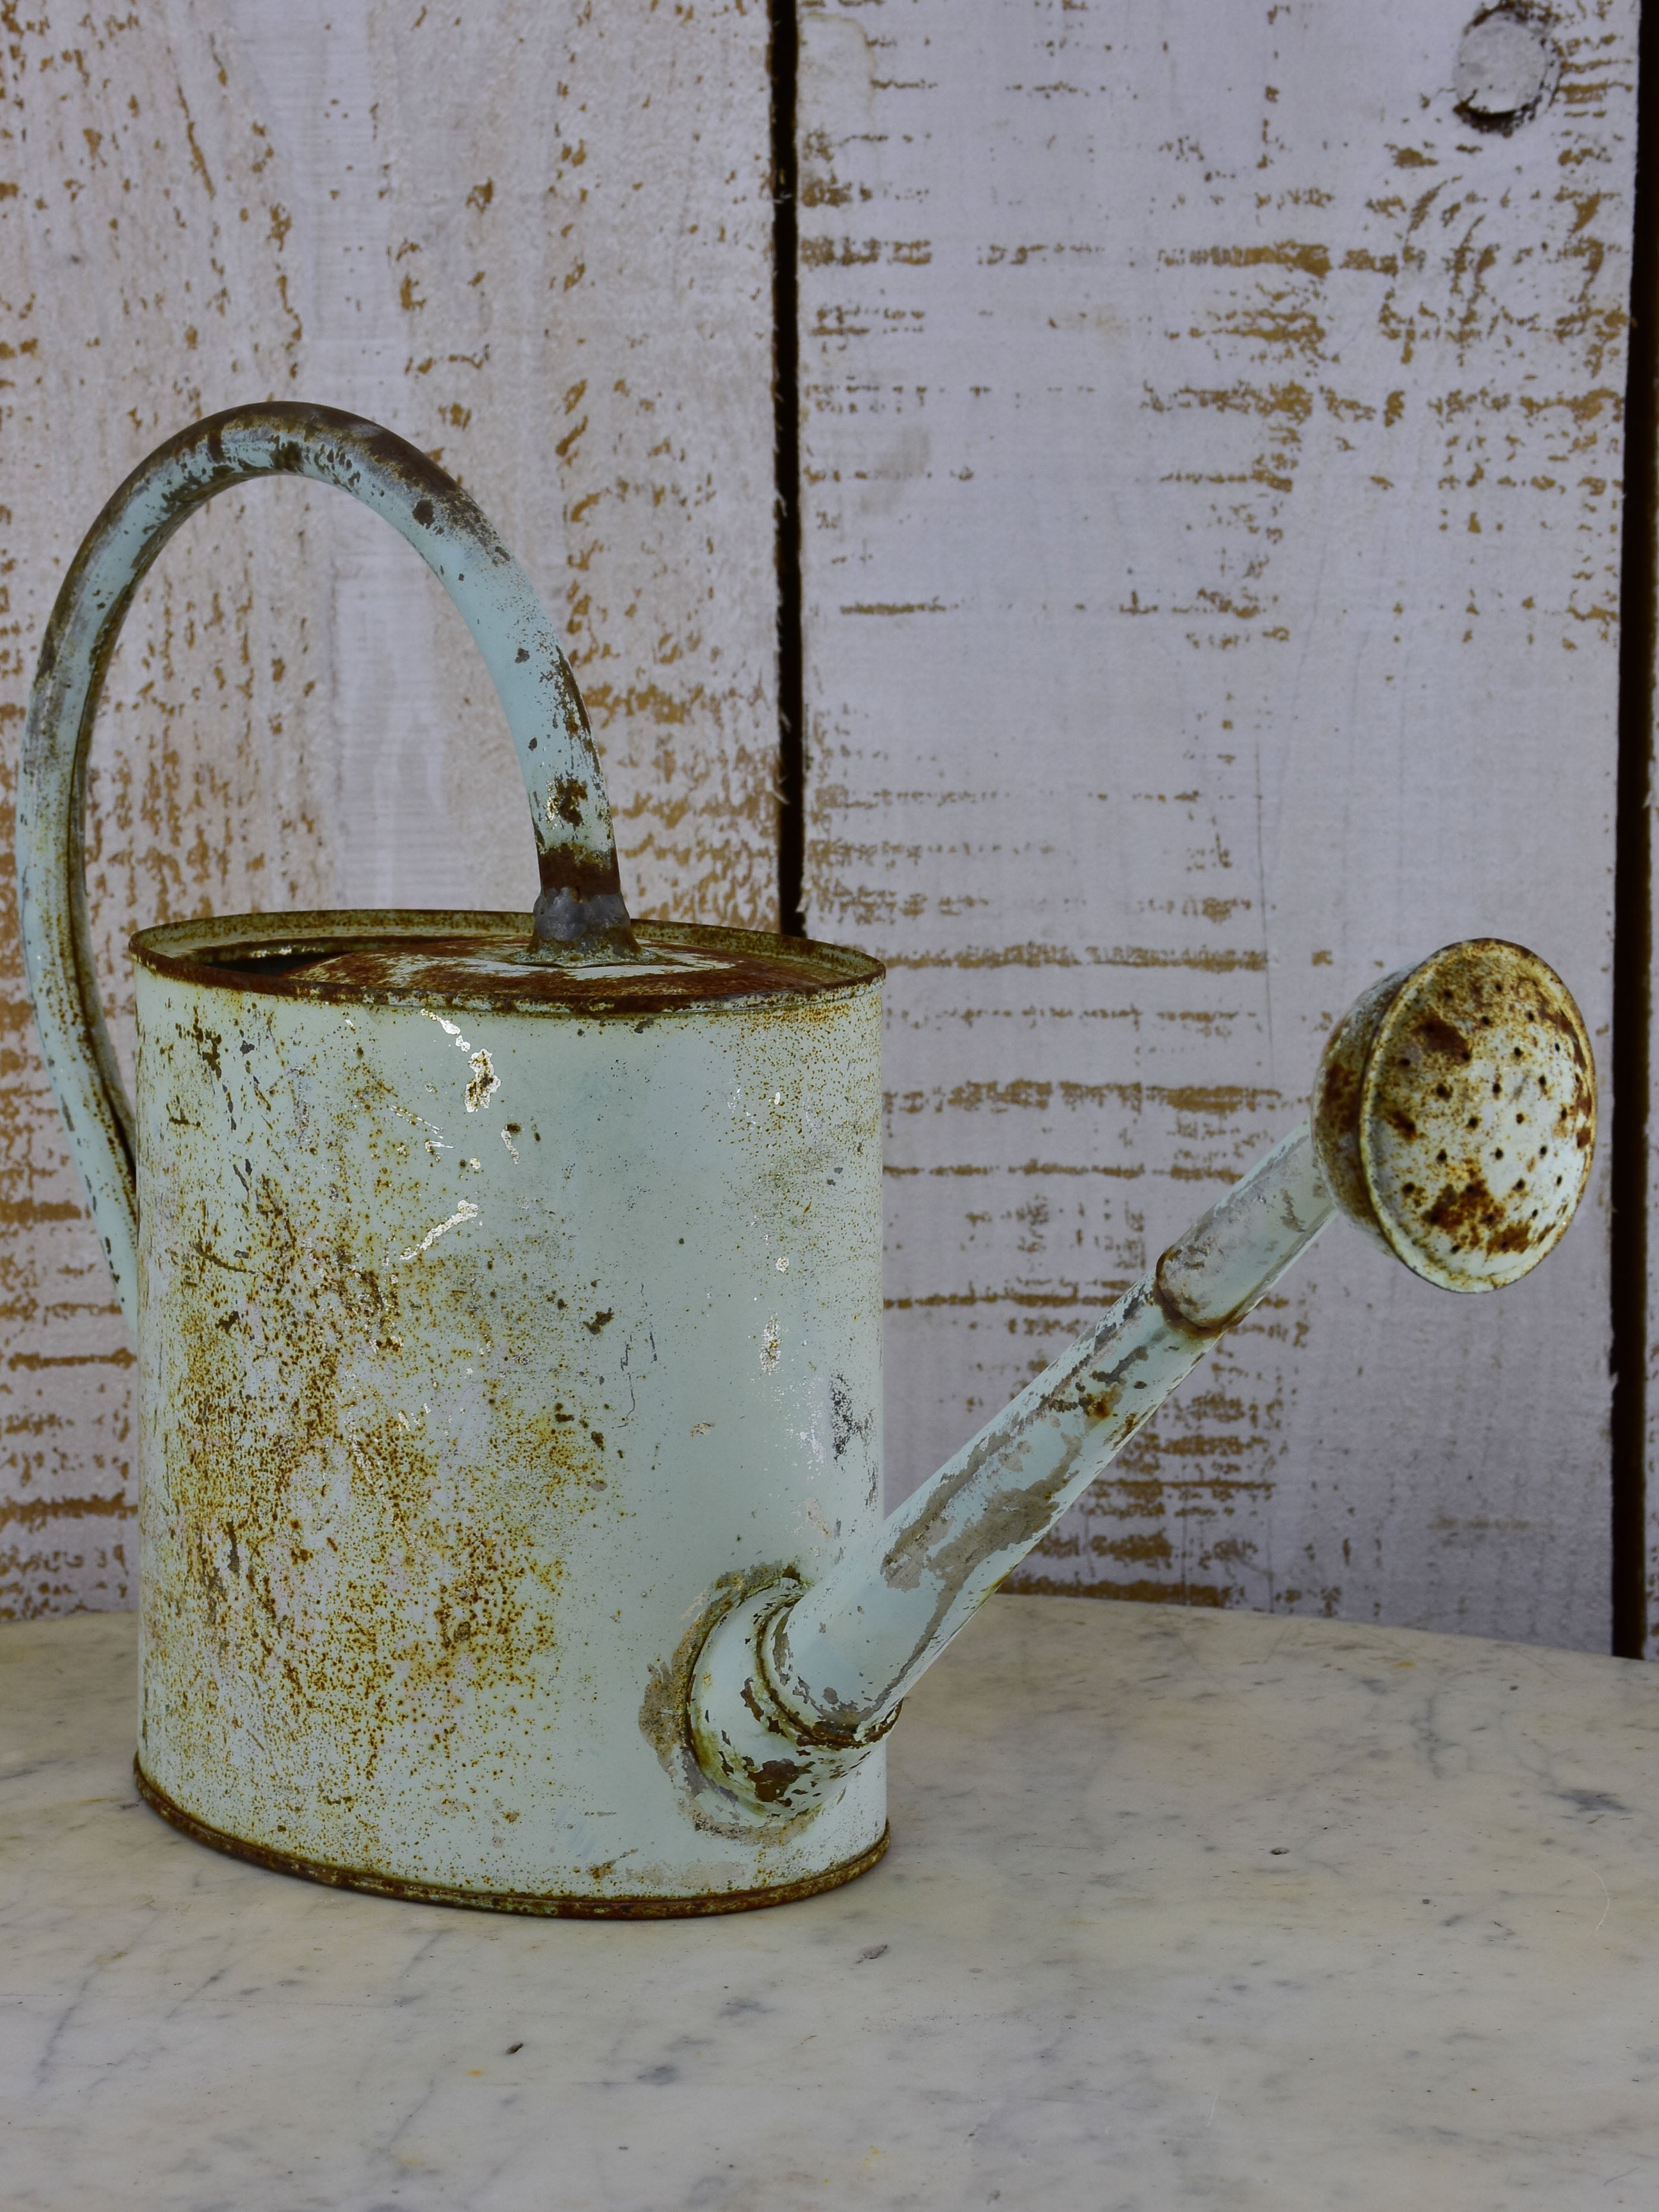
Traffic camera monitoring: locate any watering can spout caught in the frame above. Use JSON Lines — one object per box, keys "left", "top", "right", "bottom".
{"left": 688, "top": 938, "right": 1595, "bottom": 1824}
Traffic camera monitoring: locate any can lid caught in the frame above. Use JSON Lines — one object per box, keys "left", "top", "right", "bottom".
{"left": 131, "top": 913, "right": 883, "bottom": 1016}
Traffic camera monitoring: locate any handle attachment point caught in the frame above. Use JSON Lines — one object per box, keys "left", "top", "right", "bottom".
{"left": 18, "top": 401, "right": 637, "bottom": 1330}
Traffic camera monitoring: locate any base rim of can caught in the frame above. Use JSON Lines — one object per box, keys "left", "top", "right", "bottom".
{"left": 133, "top": 1757, "right": 889, "bottom": 1918}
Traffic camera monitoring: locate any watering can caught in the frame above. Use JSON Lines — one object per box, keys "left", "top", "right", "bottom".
{"left": 18, "top": 404, "right": 1597, "bottom": 1917}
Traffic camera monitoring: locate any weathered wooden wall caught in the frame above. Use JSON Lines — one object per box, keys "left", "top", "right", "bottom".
{"left": 796, "top": 0, "right": 1635, "bottom": 1647}
{"left": 0, "top": 0, "right": 777, "bottom": 1615}
{"left": 1, "top": 1, "right": 1644, "bottom": 1653}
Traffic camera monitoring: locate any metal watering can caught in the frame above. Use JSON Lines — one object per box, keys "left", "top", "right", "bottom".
{"left": 19, "top": 404, "right": 1597, "bottom": 1917}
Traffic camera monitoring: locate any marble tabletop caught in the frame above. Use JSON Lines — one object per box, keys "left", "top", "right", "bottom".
{"left": 5, "top": 1595, "right": 1659, "bottom": 2210}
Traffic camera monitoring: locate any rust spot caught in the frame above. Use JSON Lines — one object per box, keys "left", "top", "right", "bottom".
{"left": 744, "top": 1757, "right": 811, "bottom": 1805}
{"left": 188, "top": 1011, "right": 223, "bottom": 1080}
{"left": 1415, "top": 1014, "right": 1472, "bottom": 1062}
{"left": 1424, "top": 1173, "right": 1500, "bottom": 1238}
{"left": 464, "top": 1048, "right": 498, "bottom": 1113}
{"left": 549, "top": 776, "right": 588, "bottom": 829}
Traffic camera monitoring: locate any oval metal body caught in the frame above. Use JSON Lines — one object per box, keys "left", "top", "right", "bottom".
{"left": 131, "top": 914, "right": 887, "bottom": 1914}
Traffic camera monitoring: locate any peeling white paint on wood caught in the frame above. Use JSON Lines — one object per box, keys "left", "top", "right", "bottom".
{"left": 796, "top": 0, "right": 1634, "bottom": 1647}
{"left": 0, "top": 2, "right": 776, "bottom": 1615}
{"left": 2, "top": 0, "right": 1639, "bottom": 1651}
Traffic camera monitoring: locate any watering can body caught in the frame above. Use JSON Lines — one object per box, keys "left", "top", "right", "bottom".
{"left": 133, "top": 913, "right": 887, "bottom": 1909}
{"left": 20, "top": 404, "right": 1597, "bottom": 1917}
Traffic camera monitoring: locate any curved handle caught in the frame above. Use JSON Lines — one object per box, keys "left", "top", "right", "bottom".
{"left": 16, "top": 401, "right": 637, "bottom": 1334}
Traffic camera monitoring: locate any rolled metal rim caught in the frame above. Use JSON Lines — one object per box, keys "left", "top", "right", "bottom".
{"left": 134, "top": 1760, "right": 889, "bottom": 1918}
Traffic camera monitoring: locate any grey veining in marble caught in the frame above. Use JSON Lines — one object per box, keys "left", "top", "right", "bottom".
{"left": 5, "top": 1596, "right": 1659, "bottom": 2210}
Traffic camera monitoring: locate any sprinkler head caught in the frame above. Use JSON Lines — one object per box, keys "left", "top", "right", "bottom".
{"left": 1311, "top": 940, "right": 1595, "bottom": 1293}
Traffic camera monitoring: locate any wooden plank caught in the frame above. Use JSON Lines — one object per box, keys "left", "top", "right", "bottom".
{"left": 798, "top": 0, "right": 1635, "bottom": 1647}
{"left": 0, "top": 1, "right": 776, "bottom": 1615}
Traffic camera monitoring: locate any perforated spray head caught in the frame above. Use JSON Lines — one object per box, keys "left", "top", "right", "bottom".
{"left": 1311, "top": 940, "right": 1595, "bottom": 1293}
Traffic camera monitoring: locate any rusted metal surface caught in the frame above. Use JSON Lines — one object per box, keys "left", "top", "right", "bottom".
{"left": 1313, "top": 939, "right": 1595, "bottom": 1294}
{"left": 126, "top": 904, "right": 887, "bottom": 1908}
{"left": 138, "top": 913, "right": 880, "bottom": 1018}
{"left": 691, "top": 942, "right": 1597, "bottom": 1819}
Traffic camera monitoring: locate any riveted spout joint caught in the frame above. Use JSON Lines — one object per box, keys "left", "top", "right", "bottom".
{"left": 690, "top": 1587, "right": 903, "bottom": 1825}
